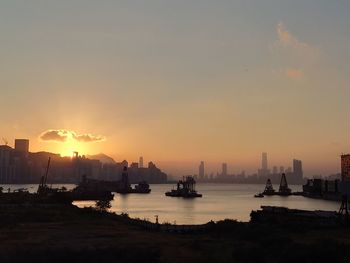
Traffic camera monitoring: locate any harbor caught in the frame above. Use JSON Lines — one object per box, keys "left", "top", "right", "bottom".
{"left": 2, "top": 183, "right": 341, "bottom": 224}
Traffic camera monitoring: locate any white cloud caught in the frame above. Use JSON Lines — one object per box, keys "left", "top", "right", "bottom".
{"left": 276, "top": 22, "right": 309, "bottom": 50}
{"left": 271, "top": 22, "right": 319, "bottom": 80}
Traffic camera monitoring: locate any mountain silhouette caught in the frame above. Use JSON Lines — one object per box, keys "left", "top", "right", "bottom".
{"left": 87, "top": 153, "right": 116, "bottom": 164}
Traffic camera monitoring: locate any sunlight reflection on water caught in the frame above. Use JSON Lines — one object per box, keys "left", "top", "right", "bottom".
{"left": 1, "top": 183, "right": 340, "bottom": 224}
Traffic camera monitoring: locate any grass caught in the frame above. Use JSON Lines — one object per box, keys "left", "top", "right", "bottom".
{"left": 0, "top": 204, "right": 349, "bottom": 262}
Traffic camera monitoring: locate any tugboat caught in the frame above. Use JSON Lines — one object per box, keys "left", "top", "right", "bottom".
{"left": 165, "top": 176, "right": 202, "bottom": 198}
{"left": 134, "top": 181, "right": 151, "bottom": 193}
{"left": 254, "top": 193, "right": 264, "bottom": 198}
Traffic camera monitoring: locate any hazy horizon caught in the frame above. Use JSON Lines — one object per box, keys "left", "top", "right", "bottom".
{"left": 1, "top": 1, "right": 349, "bottom": 177}
{"left": 0, "top": 139, "right": 341, "bottom": 178}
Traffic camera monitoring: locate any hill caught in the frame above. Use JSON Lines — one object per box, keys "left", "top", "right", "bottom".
{"left": 86, "top": 153, "right": 116, "bottom": 164}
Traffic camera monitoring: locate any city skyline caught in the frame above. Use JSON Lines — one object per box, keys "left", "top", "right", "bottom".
{"left": 1, "top": 1, "right": 350, "bottom": 176}
{"left": 0, "top": 138, "right": 341, "bottom": 178}
{"left": 1, "top": 138, "right": 333, "bottom": 179}
{"left": 0, "top": 138, "right": 167, "bottom": 184}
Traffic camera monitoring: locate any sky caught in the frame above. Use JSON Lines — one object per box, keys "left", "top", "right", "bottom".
{"left": 1, "top": 0, "right": 350, "bottom": 176}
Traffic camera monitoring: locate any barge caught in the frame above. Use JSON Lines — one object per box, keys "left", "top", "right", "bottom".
{"left": 165, "top": 176, "right": 202, "bottom": 198}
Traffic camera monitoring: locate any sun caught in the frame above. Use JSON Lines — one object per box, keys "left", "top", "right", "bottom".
{"left": 57, "top": 140, "right": 89, "bottom": 157}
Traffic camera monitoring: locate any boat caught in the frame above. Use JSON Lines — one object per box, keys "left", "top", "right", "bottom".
{"left": 254, "top": 178, "right": 275, "bottom": 198}
{"left": 278, "top": 173, "right": 292, "bottom": 196}
{"left": 302, "top": 178, "right": 342, "bottom": 201}
{"left": 115, "top": 167, "right": 152, "bottom": 194}
{"left": 0, "top": 157, "right": 72, "bottom": 205}
{"left": 165, "top": 176, "right": 202, "bottom": 198}
{"left": 262, "top": 179, "right": 276, "bottom": 196}
{"left": 134, "top": 181, "right": 151, "bottom": 193}
{"left": 36, "top": 157, "right": 73, "bottom": 203}
{"left": 72, "top": 167, "right": 151, "bottom": 196}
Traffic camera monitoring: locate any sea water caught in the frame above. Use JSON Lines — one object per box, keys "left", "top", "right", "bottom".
{"left": 1, "top": 183, "right": 340, "bottom": 224}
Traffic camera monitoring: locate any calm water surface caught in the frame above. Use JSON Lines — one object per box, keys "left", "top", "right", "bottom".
{"left": 2, "top": 183, "right": 340, "bottom": 224}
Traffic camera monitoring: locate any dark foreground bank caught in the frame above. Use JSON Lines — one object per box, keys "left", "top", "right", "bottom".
{"left": 0, "top": 204, "right": 350, "bottom": 263}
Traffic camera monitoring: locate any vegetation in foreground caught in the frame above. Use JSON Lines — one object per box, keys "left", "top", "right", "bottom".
{"left": 0, "top": 204, "right": 349, "bottom": 263}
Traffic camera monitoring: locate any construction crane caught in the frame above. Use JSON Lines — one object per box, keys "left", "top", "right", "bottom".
{"left": 38, "top": 157, "right": 51, "bottom": 194}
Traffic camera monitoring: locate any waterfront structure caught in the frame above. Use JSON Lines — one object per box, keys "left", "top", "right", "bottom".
{"left": 341, "top": 154, "right": 350, "bottom": 181}
{"left": 303, "top": 178, "right": 341, "bottom": 201}
{"left": 340, "top": 154, "right": 350, "bottom": 198}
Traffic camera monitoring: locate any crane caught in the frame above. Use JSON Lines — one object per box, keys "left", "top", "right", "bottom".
{"left": 38, "top": 157, "right": 51, "bottom": 194}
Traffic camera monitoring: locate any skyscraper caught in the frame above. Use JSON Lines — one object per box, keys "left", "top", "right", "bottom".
{"left": 139, "top": 156, "right": 144, "bottom": 168}
{"left": 262, "top": 152, "right": 268, "bottom": 171}
{"left": 258, "top": 152, "right": 270, "bottom": 177}
{"left": 222, "top": 163, "right": 227, "bottom": 177}
{"left": 199, "top": 161, "right": 204, "bottom": 180}
{"left": 293, "top": 159, "right": 303, "bottom": 183}
{"left": 15, "top": 139, "right": 29, "bottom": 154}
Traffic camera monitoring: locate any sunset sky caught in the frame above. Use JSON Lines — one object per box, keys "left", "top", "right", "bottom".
{"left": 1, "top": 1, "right": 350, "bottom": 176}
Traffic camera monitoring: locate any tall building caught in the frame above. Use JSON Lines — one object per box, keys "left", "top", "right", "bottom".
{"left": 222, "top": 163, "right": 227, "bottom": 177}
{"left": 15, "top": 139, "right": 29, "bottom": 154}
{"left": 258, "top": 152, "right": 270, "bottom": 177}
{"left": 262, "top": 152, "right": 268, "bottom": 171}
{"left": 0, "top": 145, "right": 15, "bottom": 183}
{"left": 199, "top": 161, "right": 204, "bottom": 180}
{"left": 13, "top": 139, "right": 30, "bottom": 182}
{"left": 139, "top": 156, "right": 144, "bottom": 168}
{"left": 341, "top": 154, "right": 350, "bottom": 181}
{"left": 293, "top": 159, "right": 303, "bottom": 183}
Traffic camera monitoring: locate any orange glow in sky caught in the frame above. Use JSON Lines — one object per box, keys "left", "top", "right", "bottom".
{"left": 1, "top": 1, "right": 350, "bottom": 177}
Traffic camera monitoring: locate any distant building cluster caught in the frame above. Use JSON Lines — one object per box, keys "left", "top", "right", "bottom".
{"left": 194, "top": 152, "right": 304, "bottom": 184}
{"left": 0, "top": 139, "right": 167, "bottom": 184}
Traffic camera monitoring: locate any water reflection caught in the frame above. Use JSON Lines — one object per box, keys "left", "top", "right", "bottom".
{"left": 2, "top": 183, "right": 341, "bottom": 224}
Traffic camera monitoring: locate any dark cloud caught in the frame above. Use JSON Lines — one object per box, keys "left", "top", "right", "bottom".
{"left": 40, "top": 130, "right": 69, "bottom": 142}
{"left": 40, "top": 129, "right": 106, "bottom": 143}
{"left": 72, "top": 133, "right": 105, "bottom": 142}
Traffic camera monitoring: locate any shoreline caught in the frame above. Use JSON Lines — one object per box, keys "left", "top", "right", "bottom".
{"left": 0, "top": 203, "right": 349, "bottom": 262}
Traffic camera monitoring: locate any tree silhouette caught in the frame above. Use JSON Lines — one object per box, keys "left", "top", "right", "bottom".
{"left": 95, "top": 199, "right": 111, "bottom": 212}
